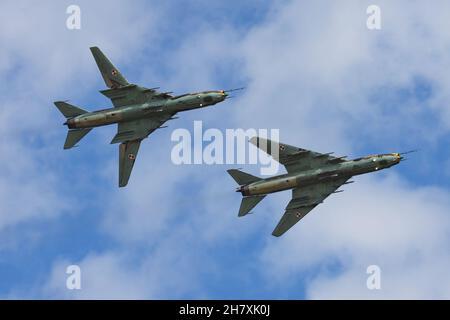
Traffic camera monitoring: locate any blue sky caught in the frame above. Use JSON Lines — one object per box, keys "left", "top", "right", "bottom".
{"left": 0, "top": 0, "right": 450, "bottom": 299}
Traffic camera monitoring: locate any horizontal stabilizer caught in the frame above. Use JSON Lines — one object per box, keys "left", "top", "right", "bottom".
{"left": 227, "top": 169, "right": 261, "bottom": 186}
{"left": 239, "top": 195, "right": 265, "bottom": 217}
{"left": 54, "top": 101, "right": 87, "bottom": 118}
{"left": 64, "top": 128, "right": 92, "bottom": 149}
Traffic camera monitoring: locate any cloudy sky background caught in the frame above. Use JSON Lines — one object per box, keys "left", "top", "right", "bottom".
{"left": 0, "top": 0, "right": 449, "bottom": 299}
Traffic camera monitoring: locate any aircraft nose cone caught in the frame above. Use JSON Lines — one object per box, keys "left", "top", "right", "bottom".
{"left": 218, "top": 91, "right": 227, "bottom": 101}
{"left": 392, "top": 153, "right": 402, "bottom": 163}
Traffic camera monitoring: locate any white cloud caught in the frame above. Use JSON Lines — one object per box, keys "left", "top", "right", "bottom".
{"left": 41, "top": 253, "right": 150, "bottom": 299}
{"left": 0, "top": 1, "right": 163, "bottom": 239}
{"left": 237, "top": 0, "right": 450, "bottom": 299}
{"left": 259, "top": 175, "right": 450, "bottom": 298}
{"left": 3, "top": 0, "right": 450, "bottom": 299}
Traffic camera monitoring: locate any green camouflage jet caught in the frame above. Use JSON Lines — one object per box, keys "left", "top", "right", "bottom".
{"left": 55, "top": 47, "right": 234, "bottom": 187}
{"left": 228, "top": 137, "right": 411, "bottom": 237}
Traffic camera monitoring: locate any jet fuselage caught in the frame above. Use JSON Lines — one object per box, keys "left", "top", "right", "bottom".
{"left": 239, "top": 154, "right": 401, "bottom": 196}
{"left": 65, "top": 90, "right": 227, "bottom": 129}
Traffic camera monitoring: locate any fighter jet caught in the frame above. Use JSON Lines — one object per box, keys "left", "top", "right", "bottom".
{"left": 55, "top": 47, "right": 236, "bottom": 187}
{"left": 228, "top": 137, "right": 411, "bottom": 237}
